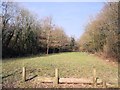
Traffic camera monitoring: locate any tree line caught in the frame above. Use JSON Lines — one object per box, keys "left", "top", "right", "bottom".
{"left": 1, "top": 2, "right": 119, "bottom": 62}
{"left": 79, "top": 2, "right": 120, "bottom": 62}
{"left": 1, "top": 2, "right": 78, "bottom": 58}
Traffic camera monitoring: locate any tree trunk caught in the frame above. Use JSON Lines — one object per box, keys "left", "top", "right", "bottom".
{"left": 46, "top": 46, "right": 49, "bottom": 55}
{"left": 46, "top": 29, "right": 50, "bottom": 55}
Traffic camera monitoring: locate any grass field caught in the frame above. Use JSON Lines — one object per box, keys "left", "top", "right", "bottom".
{"left": 2, "top": 52, "right": 118, "bottom": 88}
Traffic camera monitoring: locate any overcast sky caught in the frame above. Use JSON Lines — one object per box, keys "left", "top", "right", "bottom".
{"left": 21, "top": 2, "right": 104, "bottom": 39}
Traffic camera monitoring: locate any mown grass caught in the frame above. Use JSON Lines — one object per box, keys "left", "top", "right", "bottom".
{"left": 2, "top": 52, "right": 118, "bottom": 88}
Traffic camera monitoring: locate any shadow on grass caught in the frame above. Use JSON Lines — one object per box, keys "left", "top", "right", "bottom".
{"left": 26, "top": 75, "right": 38, "bottom": 81}
{"left": 2, "top": 53, "right": 46, "bottom": 61}
{"left": 2, "top": 69, "right": 22, "bottom": 79}
{"left": 2, "top": 73, "right": 13, "bottom": 79}
{"left": 2, "top": 52, "right": 73, "bottom": 61}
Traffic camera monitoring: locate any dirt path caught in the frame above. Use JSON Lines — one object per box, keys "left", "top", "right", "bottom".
{"left": 2, "top": 76, "right": 111, "bottom": 88}
{"left": 14, "top": 77, "right": 94, "bottom": 88}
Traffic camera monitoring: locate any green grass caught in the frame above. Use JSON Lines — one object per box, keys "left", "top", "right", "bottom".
{"left": 2, "top": 52, "right": 118, "bottom": 88}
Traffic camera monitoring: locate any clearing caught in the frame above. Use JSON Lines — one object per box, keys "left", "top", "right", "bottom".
{"left": 2, "top": 52, "right": 118, "bottom": 88}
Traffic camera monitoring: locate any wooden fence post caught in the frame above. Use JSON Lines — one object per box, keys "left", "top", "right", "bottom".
{"left": 93, "top": 67, "right": 97, "bottom": 87}
{"left": 53, "top": 68, "right": 59, "bottom": 87}
{"left": 22, "top": 67, "right": 26, "bottom": 82}
{"left": 102, "top": 81, "right": 107, "bottom": 88}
